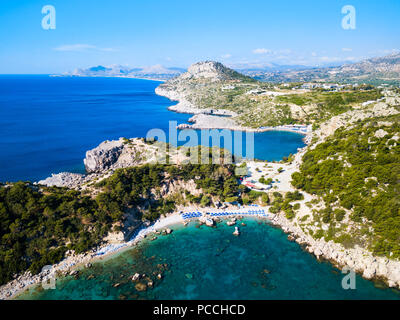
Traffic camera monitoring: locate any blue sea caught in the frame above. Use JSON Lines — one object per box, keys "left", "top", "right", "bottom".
{"left": 2, "top": 75, "right": 398, "bottom": 300}
{"left": 18, "top": 220, "right": 400, "bottom": 300}
{"left": 0, "top": 75, "right": 305, "bottom": 182}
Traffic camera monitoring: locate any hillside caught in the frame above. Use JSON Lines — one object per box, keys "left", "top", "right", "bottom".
{"left": 334, "top": 53, "right": 400, "bottom": 81}
{"left": 292, "top": 114, "right": 400, "bottom": 256}
{"left": 156, "top": 61, "right": 393, "bottom": 128}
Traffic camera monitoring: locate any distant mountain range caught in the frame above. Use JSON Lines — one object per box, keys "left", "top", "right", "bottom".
{"left": 62, "top": 64, "right": 186, "bottom": 80}
{"left": 243, "top": 53, "right": 400, "bottom": 84}
{"left": 61, "top": 53, "right": 400, "bottom": 84}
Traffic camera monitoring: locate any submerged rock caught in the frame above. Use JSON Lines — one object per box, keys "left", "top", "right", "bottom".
{"left": 69, "top": 270, "right": 79, "bottom": 276}
{"left": 132, "top": 273, "right": 140, "bottom": 281}
{"left": 199, "top": 216, "right": 215, "bottom": 227}
{"left": 135, "top": 282, "right": 147, "bottom": 292}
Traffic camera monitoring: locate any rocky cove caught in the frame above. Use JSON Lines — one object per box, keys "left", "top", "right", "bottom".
{"left": 1, "top": 123, "right": 397, "bottom": 298}
{"left": 12, "top": 218, "right": 400, "bottom": 300}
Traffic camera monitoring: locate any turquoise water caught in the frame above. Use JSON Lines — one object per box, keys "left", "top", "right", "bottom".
{"left": 0, "top": 75, "right": 304, "bottom": 182}
{"left": 19, "top": 219, "right": 400, "bottom": 300}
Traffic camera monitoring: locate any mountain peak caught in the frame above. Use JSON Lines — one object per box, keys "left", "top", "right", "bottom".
{"left": 178, "top": 61, "right": 253, "bottom": 82}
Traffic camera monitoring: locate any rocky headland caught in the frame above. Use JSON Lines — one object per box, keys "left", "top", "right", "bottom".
{"left": 37, "top": 137, "right": 191, "bottom": 189}
{"left": 155, "top": 61, "right": 256, "bottom": 131}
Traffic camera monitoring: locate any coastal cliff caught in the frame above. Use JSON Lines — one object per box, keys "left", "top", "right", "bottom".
{"left": 38, "top": 138, "right": 192, "bottom": 189}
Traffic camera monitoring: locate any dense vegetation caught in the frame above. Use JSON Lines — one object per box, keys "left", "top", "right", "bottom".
{"left": 268, "top": 191, "right": 304, "bottom": 220}
{"left": 291, "top": 117, "right": 400, "bottom": 257}
{"left": 0, "top": 163, "right": 241, "bottom": 285}
{"left": 0, "top": 183, "right": 105, "bottom": 285}
{"left": 95, "top": 163, "right": 240, "bottom": 220}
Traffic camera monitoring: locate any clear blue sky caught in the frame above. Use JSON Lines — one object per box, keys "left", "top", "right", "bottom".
{"left": 0, "top": 0, "right": 399, "bottom": 73}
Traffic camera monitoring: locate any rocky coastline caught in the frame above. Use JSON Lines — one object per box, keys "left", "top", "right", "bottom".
{"left": 156, "top": 86, "right": 312, "bottom": 135}
{"left": 4, "top": 202, "right": 399, "bottom": 300}
{"left": 1, "top": 62, "right": 399, "bottom": 299}
{"left": 155, "top": 78, "right": 400, "bottom": 290}
{"left": 268, "top": 212, "right": 400, "bottom": 289}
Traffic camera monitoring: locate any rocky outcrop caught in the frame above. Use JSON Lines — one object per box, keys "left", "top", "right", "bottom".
{"left": 38, "top": 172, "right": 88, "bottom": 188}
{"left": 158, "top": 179, "right": 202, "bottom": 198}
{"left": 199, "top": 216, "right": 215, "bottom": 227}
{"left": 84, "top": 139, "right": 125, "bottom": 173}
{"left": 38, "top": 138, "right": 192, "bottom": 189}
{"left": 83, "top": 137, "right": 193, "bottom": 174}
{"left": 314, "top": 98, "right": 400, "bottom": 145}
{"left": 156, "top": 61, "right": 313, "bottom": 133}
{"left": 155, "top": 61, "right": 253, "bottom": 130}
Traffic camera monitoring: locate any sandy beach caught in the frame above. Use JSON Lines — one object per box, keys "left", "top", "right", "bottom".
{"left": 1, "top": 205, "right": 272, "bottom": 300}
{"left": 3, "top": 190, "right": 400, "bottom": 299}
{"left": 0, "top": 211, "right": 184, "bottom": 300}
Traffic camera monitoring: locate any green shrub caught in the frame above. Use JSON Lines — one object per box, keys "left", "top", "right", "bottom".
{"left": 293, "top": 203, "right": 301, "bottom": 211}
{"left": 334, "top": 209, "right": 346, "bottom": 222}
